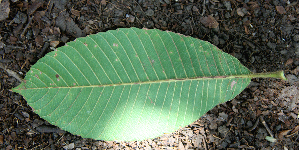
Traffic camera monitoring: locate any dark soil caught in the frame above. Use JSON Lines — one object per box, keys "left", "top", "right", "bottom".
{"left": 1, "top": 0, "right": 299, "bottom": 149}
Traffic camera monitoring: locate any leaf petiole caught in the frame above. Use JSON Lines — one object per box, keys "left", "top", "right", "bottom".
{"left": 241, "top": 70, "right": 287, "bottom": 80}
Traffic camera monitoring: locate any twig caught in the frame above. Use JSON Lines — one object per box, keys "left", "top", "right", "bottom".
{"left": 0, "top": 63, "right": 23, "bottom": 82}
{"left": 20, "top": 58, "right": 28, "bottom": 70}
{"left": 37, "top": 42, "right": 50, "bottom": 58}
{"left": 20, "top": 16, "right": 34, "bottom": 39}
{"left": 190, "top": 16, "right": 195, "bottom": 35}
{"left": 5, "top": 45, "right": 25, "bottom": 49}
{"left": 202, "top": 133, "right": 208, "bottom": 150}
{"left": 248, "top": 118, "right": 259, "bottom": 131}
{"left": 202, "top": 0, "right": 206, "bottom": 16}
{"left": 260, "top": 116, "right": 274, "bottom": 137}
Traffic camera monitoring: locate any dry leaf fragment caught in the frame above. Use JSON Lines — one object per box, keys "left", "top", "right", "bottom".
{"left": 265, "top": 136, "right": 277, "bottom": 143}
{"left": 200, "top": 15, "right": 219, "bottom": 28}
{"left": 101, "top": 0, "right": 106, "bottom": 5}
{"left": 285, "top": 58, "right": 293, "bottom": 66}
{"left": 287, "top": 125, "right": 299, "bottom": 137}
{"left": 276, "top": 6, "right": 287, "bottom": 14}
{"left": 278, "top": 129, "right": 291, "bottom": 139}
{"left": 35, "top": 35, "right": 43, "bottom": 47}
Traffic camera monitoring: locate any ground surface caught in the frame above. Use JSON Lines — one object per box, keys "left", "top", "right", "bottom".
{"left": 1, "top": 0, "right": 299, "bottom": 149}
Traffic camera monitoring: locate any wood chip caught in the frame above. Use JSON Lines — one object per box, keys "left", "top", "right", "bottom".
{"left": 71, "top": 9, "right": 80, "bottom": 17}
{"left": 28, "top": 2, "right": 42, "bottom": 15}
{"left": 0, "top": 1, "right": 9, "bottom": 21}
{"left": 50, "top": 41, "right": 60, "bottom": 48}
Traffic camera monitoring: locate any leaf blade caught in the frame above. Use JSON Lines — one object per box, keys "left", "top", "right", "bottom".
{"left": 13, "top": 28, "right": 253, "bottom": 141}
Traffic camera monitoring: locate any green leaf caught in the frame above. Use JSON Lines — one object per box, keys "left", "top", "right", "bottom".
{"left": 12, "top": 28, "right": 286, "bottom": 141}
{"left": 265, "top": 136, "right": 277, "bottom": 143}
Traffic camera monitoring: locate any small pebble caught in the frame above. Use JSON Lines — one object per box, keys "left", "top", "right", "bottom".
{"left": 164, "top": 0, "right": 170, "bottom": 4}
{"left": 223, "top": 1, "right": 231, "bottom": 10}
{"left": 267, "top": 42, "right": 276, "bottom": 49}
{"left": 212, "top": 35, "right": 219, "bottom": 45}
{"left": 237, "top": 7, "right": 247, "bottom": 17}
{"left": 144, "top": 20, "right": 154, "bottom": 28}
{"left": 126, "top": 14, "right": 135, "bottom": 23}
{"left": 63, "top": 143, "right": 75, "bottom": 149}
{"left": 280, "top": 50, "right": 288, "bottom": 54}
{"left": 293, "top": 34, "right": 299, "bottom": 42}
{"left": 145, "top": 8, "right": 154, "bottom": 16}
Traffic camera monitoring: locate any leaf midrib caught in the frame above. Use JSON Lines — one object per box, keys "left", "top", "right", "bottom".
{"left": 22, "top": 74, "right": 251, "bottom": 90}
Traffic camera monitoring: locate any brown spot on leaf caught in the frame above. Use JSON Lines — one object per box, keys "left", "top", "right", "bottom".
{"left": 35, "top": 74, "right": 39, "bottom": 79}
{"left": 151, "top": 59, "right": 155, "bottom": 64}
{"left": 54, "top": 53, "right": 57, "bottom": 57}
{"left": 55, "top": 74, "right": 59, "bottom": 78}
{"left": 230, "top": 80, "right": 237, "bottom": 90}
{"left": 113, "top": 43, "right": 118, "bottom": 47}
